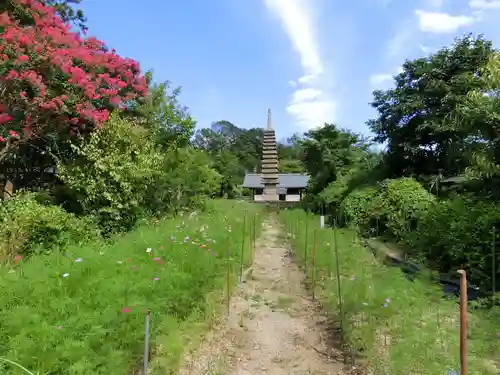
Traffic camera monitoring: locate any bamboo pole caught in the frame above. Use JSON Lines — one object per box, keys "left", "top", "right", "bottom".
{"left": 458, "top": 269, "right": 468, "bottom": 375}
{"left": 239, "top": 211, "right": 247, "bottom": 281}
{"left": 227, "top": 236, "right": 231, "bottom": 315}
{"left": 312, "top": 229, "right": 317, "bottom": 301}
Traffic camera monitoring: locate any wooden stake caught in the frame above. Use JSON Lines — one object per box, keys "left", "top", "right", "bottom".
{"left": 312, "top": 229, "right": 317, "bottom": 301}
{"left": 458, "top": 269, "right": 468, "bottom": 375}
{"left": 333, "top": 219, "right": 346, "bottom": 361}
{"left": 239, "top": 211, "right": 247, "bottom": 281}
{"left": 143, "top": 309, "right": 151, "bottom": 375}
{"left": 253, "top": 214, "right": 256, "bottom": 259}
{"left": 493, "top": 227, "right": 496, "bottom": 305}
{"left": 227, "top": 236, "right": 231, "bottom": 315}
{"left": 304, "top": 218, "right": 309, "bottom": 273}
{"left": 249, "top": 219, "right": 253, "bottom": 264}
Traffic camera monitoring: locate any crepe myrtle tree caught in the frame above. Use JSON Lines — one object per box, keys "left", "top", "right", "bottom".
{"left": 0, "top": 0, "right": 148, "bottom": 162}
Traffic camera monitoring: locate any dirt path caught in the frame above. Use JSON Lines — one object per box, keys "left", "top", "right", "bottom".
{"left": 179, "top": 218, "right": 346, "bottom": 375}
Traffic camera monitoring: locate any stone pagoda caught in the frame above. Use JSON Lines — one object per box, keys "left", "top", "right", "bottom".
{"left": 260, "top": 109, "right": 279, "bottom": 201}
{"left": 242, "top": 109, "right": 309, "bottom": 202}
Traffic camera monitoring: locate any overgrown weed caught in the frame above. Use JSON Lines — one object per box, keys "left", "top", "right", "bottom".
{"left": 282, "top": 209, "right": 499, "bottom": 375}
{"left": 0, "top": 200, "right": 262, "bottom": 375}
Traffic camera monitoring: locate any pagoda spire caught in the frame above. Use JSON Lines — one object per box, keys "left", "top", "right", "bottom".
{"left": 261, "top": 109, "right": 279, "bottom": 201}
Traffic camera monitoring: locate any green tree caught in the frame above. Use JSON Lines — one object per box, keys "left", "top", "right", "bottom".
{"left": 454, "top": 50, "right": 500, "bottom": 182}
{"left": 193, "top": 121, "right": 264, "bottom": 197}
{"left": 153, "top": 147, "right": 222, "bottom": 212}
{"left": 368, "top": 34, "right": 494, "bottom": 178}
{"left": 300, "top": 124, "right": 368, "bottom": 196}
{"left": 278, "top": 133, "right": 304, "bottom": 173}
{"left": 43, "top": 0, "right": 87, "bottom": 30}
{"left": 135, "top": 78, "right": 196, "bottom": 150}
{"left": 56, "top": 113, "right": 163, "bottom": 233}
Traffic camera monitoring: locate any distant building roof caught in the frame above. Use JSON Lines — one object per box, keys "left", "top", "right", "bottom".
{"left": 243, "top": 173, "right": 309, "bottom": 189}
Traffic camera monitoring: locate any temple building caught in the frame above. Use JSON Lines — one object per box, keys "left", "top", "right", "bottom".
{"left": 242, "top": 109, "right": 309, "bottom": 202}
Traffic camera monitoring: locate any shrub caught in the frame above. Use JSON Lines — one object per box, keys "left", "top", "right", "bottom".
{"left": 56, "top": 112, "right": 221, "bottom": 232}
{"left": 56, "top": 112, "right": 163, "bottom": 233}
{"left": 147, "top": 147, "right": 222, "bottom": 215}
{"left": 319, "top": 174, "right": 350, "bottom": 215}
{"left": 341, "top": 186, "right": 382, "bottom": 232}
{"left": 410, "top": 196, "right": 500, "bottom": 288}
{"left": 341, "top": 178, "right": 435, "bottom": 240}
{"left": 382, "top": 178, "right": 435, "bottom": 240}
{"left": 0, "top": 192, "right": 100, "bottom": 259}
{"left": 341, "top": 178, "right": 499, "bottom": 288}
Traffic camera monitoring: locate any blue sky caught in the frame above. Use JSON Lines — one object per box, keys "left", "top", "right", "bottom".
{"left": 80, "top": 0, "right": 500, "bottom": 140}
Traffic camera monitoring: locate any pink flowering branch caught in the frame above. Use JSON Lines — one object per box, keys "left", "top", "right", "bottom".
{"left": 0, "top": 0, "right": 148, "bottom": 143}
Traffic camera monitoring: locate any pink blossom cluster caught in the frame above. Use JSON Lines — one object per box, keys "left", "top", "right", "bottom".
{"left": 0, "top": 0, "right": 148, "bottom": 141}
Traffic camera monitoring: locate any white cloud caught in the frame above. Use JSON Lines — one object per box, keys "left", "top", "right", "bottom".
{"left": 298, "top": 74, "right": 317, "bottom": 85}
{"left": 291, "top": 87, "right": 322, "bottom": 102}
{"left": 286, "top": 100, "right": 336, "bottom": 129}
{"left": 414, "top": 10, "right": 475, "bottom": 34}
{"left": 263, "top": 0, "right": 336, "bottom": 130}
{"left": 385, "top": 2, "right": 485, "bottom": 62}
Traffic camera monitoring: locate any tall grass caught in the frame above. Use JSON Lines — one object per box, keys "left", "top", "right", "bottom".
{"left": 281, "top": 209, "right": 500, "bottom": 375}
{"left": 0, "top": 200, "right": 262, "bottom": 375}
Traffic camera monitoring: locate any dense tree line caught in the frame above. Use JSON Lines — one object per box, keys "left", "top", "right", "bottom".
{"left": 2, "top": 1, "right": 499, "bottom": 293}
{"left": 0, "top": 0, "right": 304, "bottom": 260}
{"left": 292, "top": 34, "right": 500, "bottom": 292}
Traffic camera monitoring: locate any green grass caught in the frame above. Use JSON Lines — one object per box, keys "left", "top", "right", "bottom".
{"left": 0, "top": 200, "right": 263, "bottom": 375}
{"left": 281, "top": 209, "right": 500, "bottom": 375}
